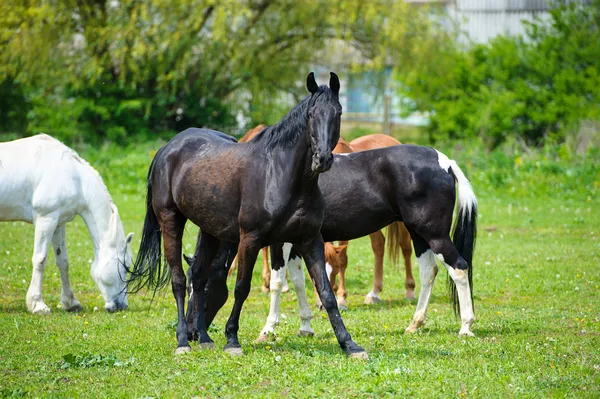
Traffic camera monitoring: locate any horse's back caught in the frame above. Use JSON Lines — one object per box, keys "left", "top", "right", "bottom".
{"left": 320, "top": 144, "right": 456, "bottom": 240}
{"left": 0, "top": 134, "right": 88, "bottom": 222}
{"left": 150, "top": 128, "right": 243, "bottom": 240}
{"left": 349, "top": 134, "right": 401, "bottom": 151}
{"left": 161, "top": 128, "right": 237, "bottom": 155}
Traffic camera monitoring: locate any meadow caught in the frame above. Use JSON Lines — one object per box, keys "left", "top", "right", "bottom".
{"left": 1, "top": 132, "right": 599, "bottom": 398}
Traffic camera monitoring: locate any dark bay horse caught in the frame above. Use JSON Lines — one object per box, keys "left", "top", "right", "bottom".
{"left": 260, "top": 144, "right": 478, "bottom": 339}
{"left": 127, "top": 73, "right": 367, "bottom": 358}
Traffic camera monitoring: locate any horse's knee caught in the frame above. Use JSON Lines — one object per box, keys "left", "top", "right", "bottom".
{"left": 316, "top": 289, "right": 337, "bottom": 310}
{"left": 31, "top": 254, "right": 47, "bottom": 269}
{"left": 234, "top": 280, "right": 251, "bottom": 300}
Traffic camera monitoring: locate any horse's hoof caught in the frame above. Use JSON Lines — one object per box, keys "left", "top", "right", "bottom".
{"left": 261, "top": 285, "right": 270, "bottom": 293}
{"left": 364, "top": 295, "right": 380, "bottom": 305}
{"left": 281, "top": 284, "right": 290, "bottom": 293}
{"left": 224, "top": 346, "right": 244, "bottom": 356}
{"left": 199, "top": 342, "right": 215, "bottom": 350}
{"left": 405, "top": 291, "right": 416, "bottom": 300}
{"left": 297, "top": 329, "right": 314, "bottom": 337}
{"left": 458, "top": 329, "right": 475, "bottom": 337}
{"left": 405, "top": 324, "right": 419, "bottom": 334}
{"left": 174, "top": 346, "right": 192, "bottom": 355}
{"left": 65, "top": 303, "right": 83, "bottom": 313}
{"left": 349, "top": 351, "right": 369, "bottom": 360}
{"left": 338, "top": 303, "right": 348, "bottom": 311}
{"left": 31, "top": 304, "right": 51, "bottom": 315}
{"left": 256, "top": 332, "right": 274, "bottom": 343}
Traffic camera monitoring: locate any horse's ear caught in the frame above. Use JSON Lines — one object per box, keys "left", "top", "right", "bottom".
{"left": 307, "top": 72, "right": 319, "bottom": 94}
{"left": 329, "top": 72, "right": 340, "bottom": 95}
{"left": 183, "top": 254, "right": 194, "bottom": 266}
{"left": 126, "top": 232, "right": 134, "bottom": 245}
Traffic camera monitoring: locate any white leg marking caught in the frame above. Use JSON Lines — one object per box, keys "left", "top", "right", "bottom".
{"left": 258, "top": 264, "right": 285, "bottom": 339}
{"left": 406, "top": 250, "right": 438, "bottom": 333}
{"left": 288, "top": 255, "right": 314, "bottom": 336}
{"left": 444, "top": 263, "right": 475, "bottom": 337}
{"left": 364, "top": 289, "right": 381, "bottom": 304}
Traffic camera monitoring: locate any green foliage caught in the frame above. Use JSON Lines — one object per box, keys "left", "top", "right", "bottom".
{"left": 397, "top": 0, "right": 600, "bottom": 148}
{"left": 0, "top": 0, "right": 429, "bottom": 144}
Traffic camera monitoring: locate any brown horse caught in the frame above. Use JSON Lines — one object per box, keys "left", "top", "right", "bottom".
{"left": 127, "top": 73, "right": 367, "bottom": 358}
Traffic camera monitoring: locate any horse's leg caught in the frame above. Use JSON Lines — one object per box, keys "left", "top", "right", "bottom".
{"left": 228, "top": 254, "right": 238, "bottom": 277}
{"left": 51, "top": 225, "right": 82, "bottom": 312}
{"left": 204, "top": 242, "right": 238, "bottom": 328}
{"left": 364, "top": 231, "right": 385, "bottom": 304}
{"left": 405, "top": 234, "right": 438, "bottom": 333}
{"left": 224, "top": 233, "right": 260, "bottom": 355}
{"left": 261, "top": 247, "right": 270, "bottom": 292}
{"left": 257, "top": 243, "right": 287, "bottom": 342}
{"left": 429, "top": 238, "right": 475, "bottom": 337}
{"left": 185, "top": 231, "right": 202, "bottom": 341}
{"left": 336, "top": 244, "right": 348, "bottom": 310}
{"left": 190, "top": 232, "right": 220, "bottom": 349}
{"left": 297, "top": 236, "right": 367, "bottom": 359}
{"left": 159, "top": 212, "right": 190, "bottom": 354}
{"left": 400, "top": 223, "right": 416, "bottom": 299}
{"left": 26, "top": 214, "right": 59, "bottom": 314}
{"left": 280, "top": 248, "right": 290, "bottom": 293}
{"left": 286, "top": 246, "right": 314, "bottom": 337}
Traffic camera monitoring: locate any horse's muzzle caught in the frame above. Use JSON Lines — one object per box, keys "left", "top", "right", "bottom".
{"left": 105, "top": 298, "right": 128, "bottom": 312}
{"left": 311, "top": 153, "right": 334, "bottom": 173}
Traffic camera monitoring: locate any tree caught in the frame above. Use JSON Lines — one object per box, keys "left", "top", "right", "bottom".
{"left": 0, "top": 0, "right": 432, "bottom": 143}
{"left": 394, "top": 0, "right": 600, "bottom": 148}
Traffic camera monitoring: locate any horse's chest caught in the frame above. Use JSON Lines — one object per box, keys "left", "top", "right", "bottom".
{"left": 272, "top": 201, "right": 324, "bottom": 239}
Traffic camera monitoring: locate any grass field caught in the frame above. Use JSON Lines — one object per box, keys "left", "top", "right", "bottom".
{"left": 1, "top": 136, "right": 599, "bottom": 398}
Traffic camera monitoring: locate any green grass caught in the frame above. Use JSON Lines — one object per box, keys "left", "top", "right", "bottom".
{"left": 1, "top": 139, "right": 599, "bottom": 398}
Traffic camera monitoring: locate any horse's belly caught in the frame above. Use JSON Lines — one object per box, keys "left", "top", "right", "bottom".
{"left": 0, "top": 178, "right": 34, "bottom": 222}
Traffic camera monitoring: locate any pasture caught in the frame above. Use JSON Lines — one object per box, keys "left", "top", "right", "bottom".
{"left": 1, "top": 137, "right": 599, "bottom": 398}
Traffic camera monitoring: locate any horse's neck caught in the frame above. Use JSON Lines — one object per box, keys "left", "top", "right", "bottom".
{"left": 281, "top": 133, "right": 319, "bottom": 194}
{"left": 77, "top": 167, "right": 116, "bottom": 253}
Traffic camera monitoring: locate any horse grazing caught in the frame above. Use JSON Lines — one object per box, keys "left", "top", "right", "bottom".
{"left": 256, "top": 143, "right": 477, "bottom": 341}
{"left": 0, "top": 134, "right": 133, "bottom": 314}
{"left": 127, "top": 73, "right": 367, "bottom": 358}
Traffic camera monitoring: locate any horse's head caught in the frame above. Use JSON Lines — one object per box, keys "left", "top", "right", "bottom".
{"left": 306, "top": 72, "right": 342, "bottom": 173}
{"left": 93, "top": 204, "right": 133, "bottom": 312}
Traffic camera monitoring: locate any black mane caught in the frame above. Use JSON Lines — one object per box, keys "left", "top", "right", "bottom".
{"left": 250, "top": 86, "right": 339, "bottom": 150}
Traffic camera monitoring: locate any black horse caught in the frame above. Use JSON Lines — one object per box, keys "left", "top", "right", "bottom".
{"left": 193, "top": 144, "right": 478, "bottom": 340}
{"left": 269, "top": 145, "right": 478, "bottom": 338}
{"left": 127, "top": 73, "right": 367, "bottom": 358}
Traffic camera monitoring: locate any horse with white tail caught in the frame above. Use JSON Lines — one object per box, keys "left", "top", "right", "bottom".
{"left": 0, "top": 134, "right": 134, "bottom": 314}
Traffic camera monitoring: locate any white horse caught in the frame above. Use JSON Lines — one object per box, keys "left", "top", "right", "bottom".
{"left": 0, "top": 134, "right": 134, "bottom": 314}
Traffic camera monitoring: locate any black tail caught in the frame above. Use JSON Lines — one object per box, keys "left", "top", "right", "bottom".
{"left": 126, "top": 156, "right": 171, "bottom": 294}
{"left": 447, "top": 160, "right": 478, "bottom": 316}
